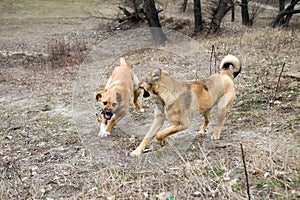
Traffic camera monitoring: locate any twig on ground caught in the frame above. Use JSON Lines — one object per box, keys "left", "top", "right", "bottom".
{"left": 272, "top": 62, "right": 285, "bottom": 101}
{"left": 240, "top": 143, "right": 251, "bottom": 200}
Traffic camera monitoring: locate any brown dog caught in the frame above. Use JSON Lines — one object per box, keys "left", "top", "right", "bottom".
{"left": 131, "top": 55, "right": 241, "bottom": 156}
{"left": 96, "top": 57, "right": 143, "bottom": 137}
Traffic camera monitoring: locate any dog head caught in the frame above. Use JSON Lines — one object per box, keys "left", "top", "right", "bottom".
{"left": 96, "top": 90, "right": 123, "bottom": 120}
{"left": 139, "top": 69, "right": 169, "bottom": 98}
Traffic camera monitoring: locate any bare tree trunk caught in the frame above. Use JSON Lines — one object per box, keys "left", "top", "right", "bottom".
{"left": 182, "top": 0, "right": 188, "bottom": 12}
{"left": 277, "top": 0, "right": 285, "bottom": 24}
{"left": 143, "top": 0, "right": 167, "bottom": 45}
{"left": 279, "top": 0, "right": 285, "bottom": 11}
{"left": 194, "top": 0, "right": 203, "bottom": 32}
{"left": 209, "top": 0, "right": 233, "bottom": 34}
{"left": 271, "top": 0, "right": 300, "bottom": 28}
{"left": 241, "top": 0, "right": 252, "bottom": 25}
{"left": 231, "top": 4, "right": 235, "bottom": 22}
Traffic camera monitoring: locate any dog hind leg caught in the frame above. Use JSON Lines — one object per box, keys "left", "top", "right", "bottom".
{"left": 212, "top": 95, "right": 234, "bottom": 140}
{"left": 199, "top": 113, "right": 210, "bottom": 135}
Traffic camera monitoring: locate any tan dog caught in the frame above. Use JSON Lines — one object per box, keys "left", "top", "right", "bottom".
{"left": 96, "top": 57, "right": 143, "bottom": 137}
{"left": 131, "top": 55, "right": 241, "bottom": 156}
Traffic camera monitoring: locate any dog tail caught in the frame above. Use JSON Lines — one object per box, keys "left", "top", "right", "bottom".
{"left": 120, "top": 57, "right": 127, "bottom": 66}
{"left": 220, "top": 54, "right": 241, "bottom": 78}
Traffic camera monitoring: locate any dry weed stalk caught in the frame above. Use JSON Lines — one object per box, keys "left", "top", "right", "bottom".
{"left": 209, "top": 44, "right": 217, "bottom": 75}
{"left": 47, "top": 38, "right": 87, "bottom": 67}
{"left": 271, "top": 62, "right": 286, "bottom": 103}
{"left": 240, "top": 143, "right": 251, "bottom": 200}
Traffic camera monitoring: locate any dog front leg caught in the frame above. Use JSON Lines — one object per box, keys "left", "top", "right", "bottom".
{"left": 104, "top": 111, "right": 125, "bottom": 137}
{"left": 98, "top": 116, "right": 108, "bottom": 137}
{"left": 134, "top": 89, "right": 144, "bottom": 112}
{"left": 104, "top": 118, "right": 116, "bottom": 136}
{"left": 130, "top": 105, "right": 165, "bottom": 157}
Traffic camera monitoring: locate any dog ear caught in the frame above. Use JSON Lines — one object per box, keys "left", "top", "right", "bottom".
{"left": 96, "top": 91, "right": 104, "bottom": 101}
{"left": 116, "top": 92, "right": 122, "bottom": 103}
{"left": 152, "top": 69, "right": 161, "bottom": 81}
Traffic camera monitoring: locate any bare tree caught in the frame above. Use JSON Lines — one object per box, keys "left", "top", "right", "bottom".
{"left": 271, "top": 0, "right": 300, "bottom": 27}
{"left": 182, "top": 0, "right": 188, "bottom": 12}
{"left": 194, "top": 0, "right": 203, "bottom": 32}
{"left": 241, "top": 0, "right": 252, "bottom": 25}
{"left": 143, "top": 0, "right": 167, "bottom": 45}
{"left": 231, "top": 3, "right": 235, "bottom": 22}
{"left": 279, "top": 0, "right": 285, "bottom": 11}
{"left": 237, "top": 0, "right": 268, "bottom": 27}
{"left": 278, "top": 0, "right": 285, "bottom": 24}
{"left": 209, "top": 0, "right": 233, "bottom": 34}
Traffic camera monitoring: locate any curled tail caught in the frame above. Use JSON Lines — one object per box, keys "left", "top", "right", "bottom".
{"left": 220, "top": 54, "right": 241, "bottom": 78}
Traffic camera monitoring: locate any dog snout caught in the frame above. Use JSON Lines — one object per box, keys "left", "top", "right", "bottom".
{"left": 143, "top": 89, "right": 150, "bottom": 98}
{"left": 105, "top": 109, "right": 113, "bottom": 114}
{"left": 103, "top": 109, "right": 114, "bottom": 120}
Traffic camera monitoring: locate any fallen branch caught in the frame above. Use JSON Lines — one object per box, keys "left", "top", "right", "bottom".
{"left": 118, "top": 6, "right": 143, "bottom": 23}
{"left": 240, "top": 143, "right": 251, "bottom": 200}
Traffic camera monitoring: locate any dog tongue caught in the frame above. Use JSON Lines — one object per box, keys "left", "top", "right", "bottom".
{"left": 105, "top": 114, "right": 112, "bottom": 120}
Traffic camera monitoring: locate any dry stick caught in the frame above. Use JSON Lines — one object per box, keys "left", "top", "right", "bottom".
{"left": 210, "top": 45, "right": 215, "bottom": 75}
{"left": 272, "top": 63, "right": 286, "bottom": 101}
{"left": 240, "top": 143, "right": 251, "bottom": 200}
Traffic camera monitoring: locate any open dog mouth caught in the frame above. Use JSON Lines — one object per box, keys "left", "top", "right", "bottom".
{"left": 103, "top": 109, "right": 114, "bottom": 120}
{"left": 139, "top": 86, "right": 150, "bottom": 98}
{"left": 142, "top": 89, "right": 150, "bottom": 98}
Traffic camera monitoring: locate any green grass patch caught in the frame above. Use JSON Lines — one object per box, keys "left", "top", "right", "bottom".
{"left": 284, "top": 115, "right": 300, "bottom": 132}
{"left": 256, "top": 178, "right": 285, "bottom": 189}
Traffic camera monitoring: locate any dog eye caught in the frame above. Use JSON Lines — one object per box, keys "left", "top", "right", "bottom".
{"left": 103, "top": 101, "right": 107, "bottom": 105}
{"left": 112, "top": 103, "right": 117, "bottom": 107}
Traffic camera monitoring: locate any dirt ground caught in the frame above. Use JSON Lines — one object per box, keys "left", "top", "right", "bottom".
{"left": 1, "top": 0, "right": 299, "bottom": 199}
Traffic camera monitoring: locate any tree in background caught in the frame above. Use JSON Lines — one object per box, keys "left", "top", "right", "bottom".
{"left": 194, "top": 0, "right": 203, "bottom": 33}
{"left": 271, "top": 0, "right": 300, "bottom": 27}
{"left": 209, "top": 0, "right": 233, "bottom": 34}
{"left": 143, "top": 0, "right": 167, "bottom": 45}
{"left": 117, "top": 0, "right": 166, "bottom": 45}
{"left": 119, "top": 0, "right": 299, "bottom": 36}
{"left": 241, "top": 0, "right": 252, "bottom": 25}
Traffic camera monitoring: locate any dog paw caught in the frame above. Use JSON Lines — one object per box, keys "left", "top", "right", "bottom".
{"left": 139, "top": 108, "right": 145, "bottom": 113}
{"left": 211, "top": 134, "right": 220, "bottom": 140}
{"left": 98, "top": 130, "right": 109, "bottom": 137}
{"left": 104, "top": 131, "right": 111, "bottom": 136}
{"left": 198, "top": 129, "right": 206, "bottom": 136}
{"left": 98, "top": 129, "right": 110, "bottom": 137}
{"left": 157, "top": 139, "right": 165, "bottom": 147}
{"left": 130, "top": 149, "right": 142, "bottom": 157}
